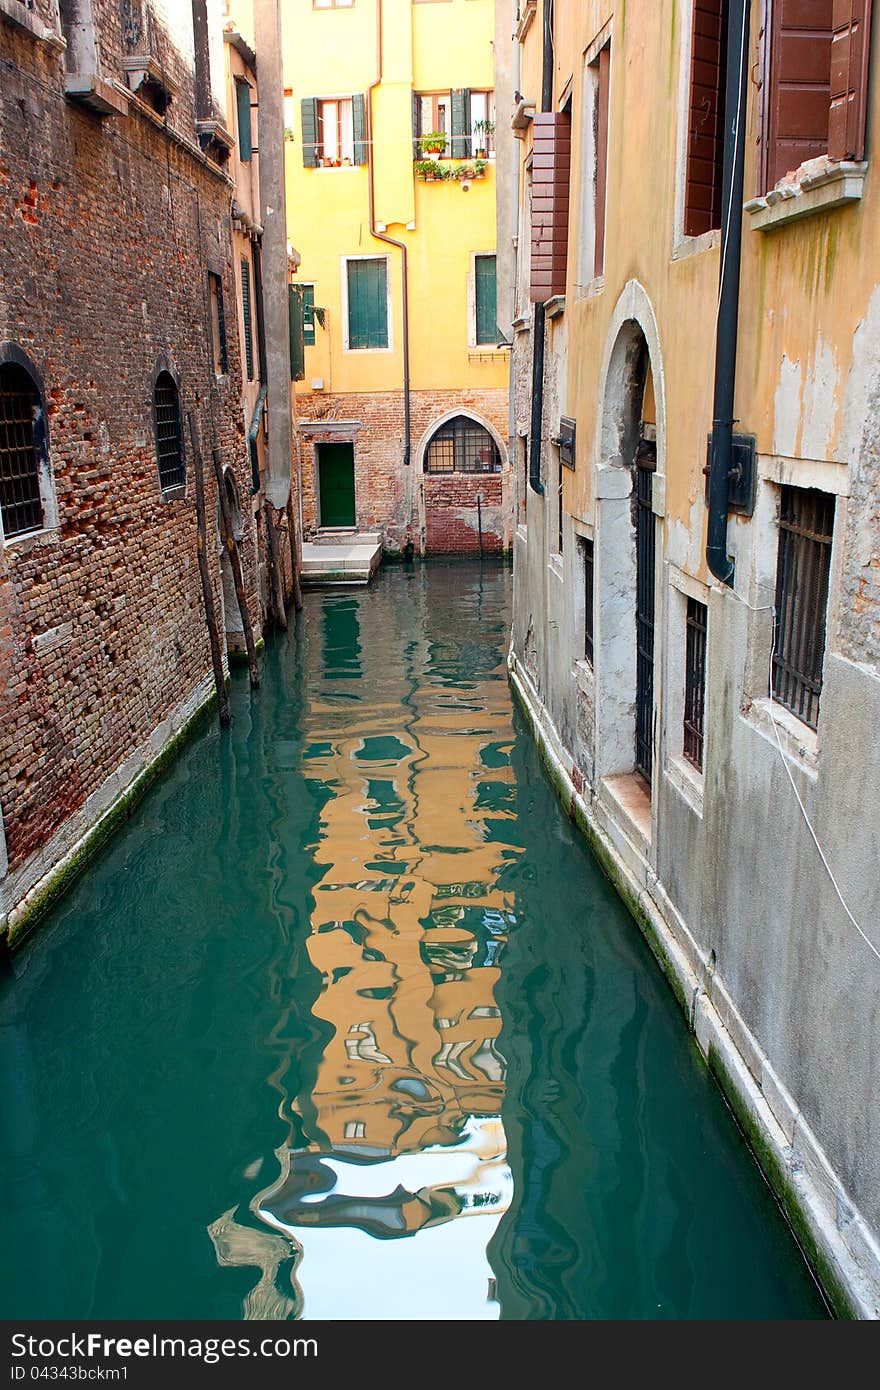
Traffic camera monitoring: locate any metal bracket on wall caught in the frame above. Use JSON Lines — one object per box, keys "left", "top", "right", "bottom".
{"left": 704, "top": 433, "right": 756, "bottom": 516}
{"left": 554, "top": 416, "right": 576, "bottom": 470}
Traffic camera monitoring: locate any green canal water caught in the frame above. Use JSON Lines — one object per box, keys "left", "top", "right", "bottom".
{"left": 0, "top": 562, "right": 826, "bottom": 1320}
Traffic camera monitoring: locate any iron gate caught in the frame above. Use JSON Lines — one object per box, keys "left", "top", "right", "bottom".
{"left": 635, "top": 439, "right": 656, "bottom": 785}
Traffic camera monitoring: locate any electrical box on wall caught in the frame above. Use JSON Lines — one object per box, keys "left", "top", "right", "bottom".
{"left": 704, "top": 433, "right": 756, "bottom": 516}
{"left": 556, "top": 416, "right": 576, "bottom": 470}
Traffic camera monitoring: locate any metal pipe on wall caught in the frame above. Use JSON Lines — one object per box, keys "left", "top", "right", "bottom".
{"left": 528, "top": 0, "right": 554, "bottom": 495}
{"left": 706, "top": 0, "right": 750, "bottom": 586}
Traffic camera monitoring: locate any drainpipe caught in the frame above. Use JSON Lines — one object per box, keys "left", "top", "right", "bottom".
{"left": 706, "top": 0, "right": 750, "bottom": 585}
{"left": 368, "top": 0, "right": 411, "bottom": 471}
{"left": 528, "top": 0, "right": 554, "bottom": 495}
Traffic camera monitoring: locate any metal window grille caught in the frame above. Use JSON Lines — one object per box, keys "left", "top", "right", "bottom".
{"left": 772, "top": 485, "right": 835, "bottom": 729}
{"left": 154, "top": 373, "right": 185, "bottom": 491}
{"left": 583, "top": 538, "right": 594, "bottom": 666}
{"left": 0, "top": 363, "right": 43, "bottom": 537}
{"left": 424, "top": 417, "right": 500, "bottom": 474}
{"left": 634, "top": 442, "right": 656, "bottom": 784}
{"left": 684, "top": 596, "right": 708, "bottom": 770}
{"left": 240, "top": 258, "right": 254, "bottom": 381}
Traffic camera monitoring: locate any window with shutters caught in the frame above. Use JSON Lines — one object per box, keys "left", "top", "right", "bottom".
{"left": 771, "top": 485, "right": 835, "bottom": 729}
{"left": 301, "top": 95, "right": 367, "bottom": 166}
{"left": 235, "top": 78, "right": 253, "bottom": 163}
{"left": 415, "top": 92, "right": 452, "bottom": 152}
{"left": 345, "top": 257, "right": 390, "bottom": 350}
{"left": 297, "top": 284, "right": 317, "bottom": 346}
{"left": 474, "top": 254, "right": 499, "bottom": 346}
{"left": 530, "top": 109, "right": 572, "bottom": 302}
{"left": 760, "top": 0, "right": 874, "bottom": 193}
{"left": 314, "top": 0, "right": 354, "bottom": 8}
{"left": 424, "top": 417, "right": 501, "bottom": 474}
{"left": 240, "top": 257, "right": 255, "bottom": 381}
{"left": 0, "top": 357, "right": 49, "bottom": 539}
{"left": 153, "top": 370, "right": 185, "bottom": 494}
{"left": 288, "top": 284, "right": 305, "bottom": 381}
{"left": 683, "top": 1, "right": 728, "bottom": 235}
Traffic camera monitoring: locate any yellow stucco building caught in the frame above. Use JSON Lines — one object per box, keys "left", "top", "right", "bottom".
{"left": 283, "top": 0, "right": 512, "bottom": 555}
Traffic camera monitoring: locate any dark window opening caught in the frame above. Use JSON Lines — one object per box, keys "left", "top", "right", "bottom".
{"left": 424, "top": 417, "right": 501, "bottom": 474}
{"left": 582, "top": 537, "right": 595, "bottom": 667}
{"left": 209, "top": 272, "right": 228, "bottom": 375}
{"left": 519, "top": 434, "right": 528, "bottom": 521}
{"left": 154, "top": 372, "right": 185, "bottom": 492}
{"left": 592, "top": 44, "right": 611, "bottom": 278}
{"left": 0, "top": 362, "right": 44, "bottom": 538}
{"left": 240, "top": 257, "right": 255, "bottom": 381}
{"left": 556, "top": 451, "right": 564, "bottom": 554}
{"left": 772, "top": 485, "right": 835, "bottom": 729}
{"left": 684, "top": 596, "right": 708, "bottom": 770}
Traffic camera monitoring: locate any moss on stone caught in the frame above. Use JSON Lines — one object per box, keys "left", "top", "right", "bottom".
{"left": 6, "top": 690, "right": 218, "bottom": 951}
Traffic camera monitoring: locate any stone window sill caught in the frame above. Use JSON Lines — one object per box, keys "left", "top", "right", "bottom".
{"left": 0, "top": 0, "right": 64, "bottom": 47}
{"left": 2, "top": 525, "right": 61, "bottom": 554}
{"left": 159, "top": 484, "right": 187, "bottom": 503}
{"left": 745, "top": 160, "right": 867, "bottom": 232}
{"left": 545, "top": 295, "right": 565, "bottom": 319}
{"left": 671, "top": 228, "right": 720, "bottom": 262}
{"left": 575, "top": 274, "right": 605, "bottom": 302}
{"left": 741, "top": 696, "right": 819, "bottom": 775}
{"left": 512, "top": 314, "right": 532, "bottom": 334}
{"left": 664, "top": 753, "right": 704, "bottom": 818}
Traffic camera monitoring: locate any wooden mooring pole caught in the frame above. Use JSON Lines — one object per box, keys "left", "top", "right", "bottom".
{"left": 188, "top": 413, "right": 230, "bottom": 728}
{"left": 212, "top": 449, "right": 261, "bottom": 690}
{"left": 263, "top": 502, "right": 288, "bottom": 631}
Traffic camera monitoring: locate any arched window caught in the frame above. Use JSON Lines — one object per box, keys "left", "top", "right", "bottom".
{"left": 0, "top": 359, "right": 46, "bottom": 538}
{"left": 424, "top": 416, "right": 501, "bottom": 475}
{"left": 153, "top": 371, "right": 185, "bottom": 492}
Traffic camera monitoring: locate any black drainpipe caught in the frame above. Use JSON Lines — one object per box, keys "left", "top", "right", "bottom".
{"left": 368, "top": 0, "right": 411, "bottom": 469}
{"left": 528, "top": 0, "right": 554, "bottom": 495}
{"left": 706, "top": 0, "right": 750, "bottom": 585}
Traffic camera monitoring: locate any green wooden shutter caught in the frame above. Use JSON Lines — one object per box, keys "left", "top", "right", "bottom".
{"left": 475, "top": 254, "right": 498, "bottom": 345}
{"left": 288, "top": 284, "right": 305, "bottom": 381}
{"left": 451, "top": 88, "right": 471, "bottom": 159}
{"left": 412, "top": 91, "right": 421, "bottom": 158}
{"left": 347, "top": 259, "right": 387, "bottom": 349}
{"left": 240, "top": 257, "right": 254, "bottom": 380}
{"left": 236, "top": 79, "right": 252, "bottom": 162}
{"left": 303, "top": 284, "right": 316, "bottom": 346}
{"left": 352, "top": 92, "right": 368, "bottom": 165}
{"left": 301, "top": 97, "right": 319, "bottom": 167}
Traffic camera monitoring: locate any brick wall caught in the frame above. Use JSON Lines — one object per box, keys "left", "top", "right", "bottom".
{"left": 297, "top": 386, "right": 511, "bottom": 556}
{"left": 0, "top": 4, "right": 280, "bottom": 888}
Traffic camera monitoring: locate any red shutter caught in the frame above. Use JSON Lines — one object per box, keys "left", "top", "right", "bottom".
{"left": 684, "top": 0, "right": 726, "bottom": 236}
{"left": 529, "top": 112, "right": 572, "bottom": 303}
{"left": 594, "top": 46, "right": 611, "bottom": 274}
{"left": 765, "top": 0, "right": 834, "bottom": 189}
{"left": 828, "top": 0, "right": 874, "bottom": 159}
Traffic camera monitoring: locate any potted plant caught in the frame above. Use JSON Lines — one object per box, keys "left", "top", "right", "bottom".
{"left": 342, "top": 155, "right": 351, "bottom": 166}
{"left": 473, "top": 119, "right": 495, "bottom": 158}
{"left": 473, "top": 158, "right": 488, "bottom": 178}
{"left": 419, "top": 131, "right": 448, "bottom": 158}
{"left": 415, "top": 159, "right": 447, "bottom": 181}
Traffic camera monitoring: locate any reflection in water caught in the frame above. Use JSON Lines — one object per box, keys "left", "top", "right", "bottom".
{"left": 0, "top": 563, "right": 827, "bottom": 1321}
{"left": 223, "top": 573, "right": 521, "bottom": 1319}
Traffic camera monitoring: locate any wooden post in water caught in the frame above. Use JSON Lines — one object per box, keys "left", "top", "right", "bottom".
{"left": 263, "top": 502, "right": 288, "bottom": 631}
{"left": 212, "top": 449, "right": 261, "bottom": 689}
{"left": 286, "top": 493, "right": 303, "bottom": 612}
{"left": 188, "top": 413, "right": 230, "bottom": 728}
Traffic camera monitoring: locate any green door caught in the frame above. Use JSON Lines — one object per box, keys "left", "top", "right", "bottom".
{"left": 318, "top": 443, "right": 356, "bottom": 528}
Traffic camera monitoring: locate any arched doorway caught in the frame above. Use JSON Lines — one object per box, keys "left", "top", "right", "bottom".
{"left": 594, "top": 287, "right": 665, "bottom": 813}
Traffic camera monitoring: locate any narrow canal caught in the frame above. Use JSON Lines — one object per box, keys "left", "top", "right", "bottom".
{"left": 0, "top": 563, "right": 826, "bottom": 1320}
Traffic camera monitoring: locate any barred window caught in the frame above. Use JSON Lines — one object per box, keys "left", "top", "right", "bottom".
{"left": 582, "top": 537, "right": 594, "bottom": 667}
{"left": 684, "top": 596, "right": 707, "bottom": 771}
{"left": 154, "top": 371, "right": 185, "bottom": 492}
{"left": 772, "top": 486, "right": 835, "bottom": 729}
{"left": 424, "top": 417, "right": 500, "bottom": 474}
{"left": 0, "top": 362, "right": 45, "bottom": 538}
